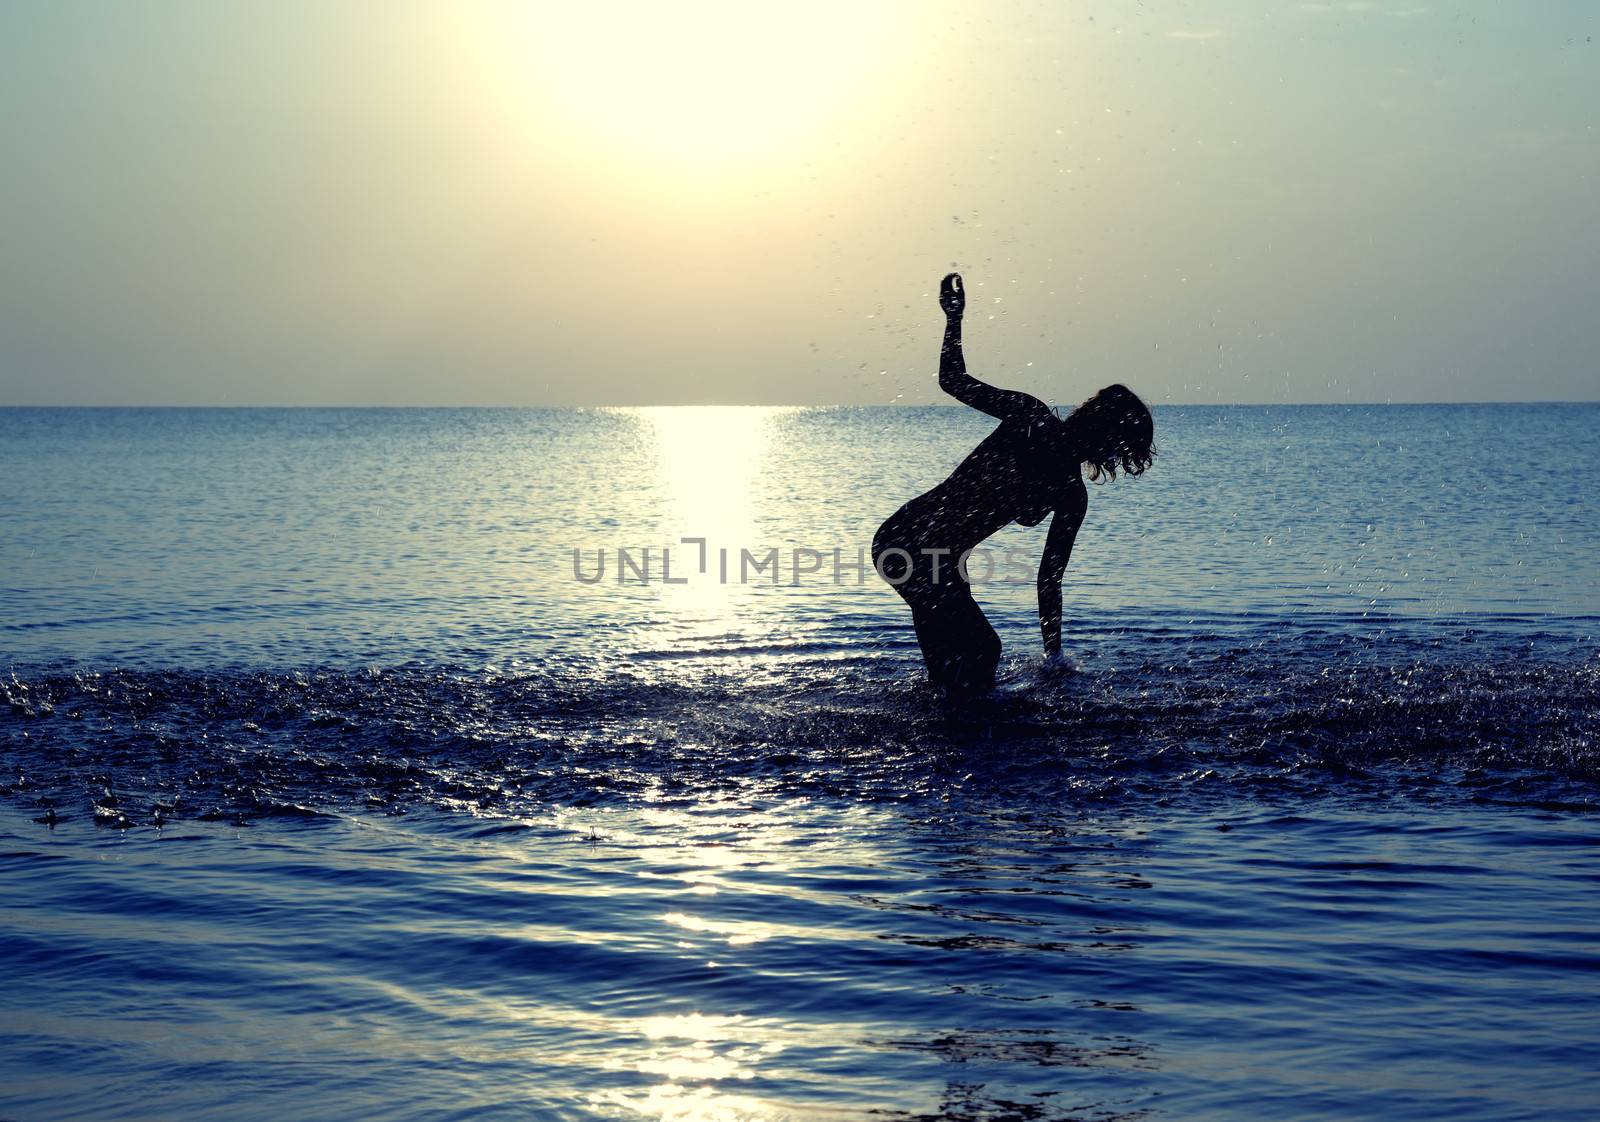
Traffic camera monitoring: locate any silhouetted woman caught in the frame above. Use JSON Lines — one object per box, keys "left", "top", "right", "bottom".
{"left": 872, "top": 273, "right": 1155, "bottom": 694}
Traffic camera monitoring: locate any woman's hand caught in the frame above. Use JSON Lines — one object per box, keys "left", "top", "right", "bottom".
{"left": 939, "top": 272, "right": 965, "bottom": 319}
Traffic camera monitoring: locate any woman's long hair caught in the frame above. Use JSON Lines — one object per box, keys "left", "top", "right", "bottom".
{"left": 1059, "top": 384, "right": 1155, "bottom": 482}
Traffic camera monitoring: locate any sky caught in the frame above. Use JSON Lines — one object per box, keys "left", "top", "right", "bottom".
{"left": 0, "top": 1, "right": 1595, "bottom": 406}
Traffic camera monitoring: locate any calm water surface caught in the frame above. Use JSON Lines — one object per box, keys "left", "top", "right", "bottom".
{"left": 2, "top": 406, "right": 1598, "bottom": 1120}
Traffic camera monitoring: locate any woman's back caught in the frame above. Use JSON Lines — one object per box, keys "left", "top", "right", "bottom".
{"left": 923, "top": 407, "right": 1073, "bottom": 544}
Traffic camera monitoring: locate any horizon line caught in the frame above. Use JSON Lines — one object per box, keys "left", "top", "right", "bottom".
{"left": 2, "top": 399, "right": 1597, "bottom": 410}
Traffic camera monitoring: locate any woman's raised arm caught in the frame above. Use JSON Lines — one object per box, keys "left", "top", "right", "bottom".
{"left": 937, "top": 273, "right": 1047, "bottom": 422}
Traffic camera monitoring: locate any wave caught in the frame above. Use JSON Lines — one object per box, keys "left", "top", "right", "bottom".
{"left": 3, "top": 634, "right": 1597, "bottom": 828}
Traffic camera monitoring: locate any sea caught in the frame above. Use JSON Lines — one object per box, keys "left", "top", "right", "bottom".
{"left": 2, "top": 404, "right": 1597, "bottom": 1121}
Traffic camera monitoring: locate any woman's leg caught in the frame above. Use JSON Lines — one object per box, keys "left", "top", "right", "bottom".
{"left": 938, "top": 583, "right": 1001, "bottom": 694}
{"left": 875, "top": 506, "right": 999, "bottom": 694}
{"left": 910, "top": 581, "right": 1001, "bottom": 695}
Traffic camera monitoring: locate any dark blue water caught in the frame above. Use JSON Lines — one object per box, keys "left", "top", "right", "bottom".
{"left": 3, "top": 406, "right": 1598, "bottom": 1120}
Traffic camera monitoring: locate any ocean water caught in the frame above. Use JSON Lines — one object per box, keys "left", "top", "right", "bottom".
{"left": 2, "top": 404, "right": 1598, "bottom": 1121}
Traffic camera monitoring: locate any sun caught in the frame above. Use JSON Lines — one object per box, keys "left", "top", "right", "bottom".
{"left": 499, "top": 1, "right": 907, "bottom": 169}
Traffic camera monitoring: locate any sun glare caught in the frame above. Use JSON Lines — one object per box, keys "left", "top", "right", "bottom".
{"left": 643, "top": 405, "right": 774, "bottom": 545}
{"left": 638, "top": 406, "right": 783, "bottom": 629}
{"left": 503, "top": 1, "right": 906, "bottom": 168}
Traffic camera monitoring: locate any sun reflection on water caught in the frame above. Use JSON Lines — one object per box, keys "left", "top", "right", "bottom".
{"left": 591, "top": 1082, "right": 777, "bottom": 1122}
{"left": 635, "top": 406, "right": 787, "bottom": 650}
{"left": 640, "top": 405, "right": 780, "bottom": 552}
{"left": 568, "top": 799, "right": 861, "bottom": 1121}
